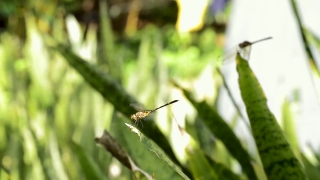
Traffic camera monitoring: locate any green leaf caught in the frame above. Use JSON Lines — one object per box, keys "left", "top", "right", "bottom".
{"left": 251, "top": 161, "right": 268, "bottom": 180}
{"left": 173, "top": 82, "right": 258, "bottom": 180}
{"left": 185, "top": 116, "right": 239, "bottom": 180}
{"left": 236, "top": 53, "right": 307, "bottom": 179}
{"left": 99, "top": 0, "right": 120, "bottom": 80}
{"left": 114, "top": 117, "right": 181, "bottom": 180}
{"left": 125, "top": 123, "right": 191, "bottom": 180}
{"left": 281, "top": 98, "right": 300, "bottom": 160}
{"left": 301, "top": 153, "right": 320, "bottom": 180}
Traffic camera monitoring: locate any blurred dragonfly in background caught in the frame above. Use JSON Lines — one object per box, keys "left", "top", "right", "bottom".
{"left": 130, "top": 100, "right": 179, "bottom": 127}
{"left": 222, "top": 36, "right": 272, "bottom": 63}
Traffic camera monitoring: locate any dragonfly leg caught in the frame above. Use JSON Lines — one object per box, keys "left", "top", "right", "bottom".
{"left": 140, "top": 119, "right": 144, "bottom": 127}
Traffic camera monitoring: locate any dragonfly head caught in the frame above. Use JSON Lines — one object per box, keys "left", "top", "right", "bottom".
{"left": 239, "top": 41, "right": 251, "bottom": 48}
{"left": 130, "top": 114, "right": 137, "bottom": 120}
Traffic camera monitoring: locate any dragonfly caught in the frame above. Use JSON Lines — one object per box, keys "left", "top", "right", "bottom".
{"left": 130, "top": 100, "right": 179, "bottom": 127}
{"left": 222, "top": 37, "right": 272, "bottom": 63}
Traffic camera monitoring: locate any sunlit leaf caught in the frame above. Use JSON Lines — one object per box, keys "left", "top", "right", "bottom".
{"left": 236, "top": 53, "right": 307, "bottom": 179}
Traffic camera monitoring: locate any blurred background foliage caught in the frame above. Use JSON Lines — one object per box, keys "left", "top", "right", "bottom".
{"left": 0, "top": 0, "right": 320, "bottom": 179}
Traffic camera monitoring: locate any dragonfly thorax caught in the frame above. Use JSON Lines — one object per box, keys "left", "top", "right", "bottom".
{"left": 131, "top": 111, "right": 151, "bottom": 121}
{"left": 130, "top": 114, "right": 138, "bottom": 121}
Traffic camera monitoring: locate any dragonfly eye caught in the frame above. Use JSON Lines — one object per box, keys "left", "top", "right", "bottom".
{"left": 239, "top": 41, "right": 251, "bottom": 48}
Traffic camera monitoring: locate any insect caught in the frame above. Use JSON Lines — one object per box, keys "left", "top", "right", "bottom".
{"left": 130, "top": 100, "right": 179, "bottom": 127}
{"left": 222, "top": 36, "right": 272, "bottom": 63}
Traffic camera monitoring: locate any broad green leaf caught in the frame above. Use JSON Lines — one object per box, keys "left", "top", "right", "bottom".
{"left": 119, "top": 117, "right": 183, "bottom": 180}
{"left": 173, "top": 82, "right": 257, "bottom": 180}
{"left": 125, "top": 123, "right": 191, "bottom": 180}
{"left": 236, "top": 53, "right": 307, "bottom": 179}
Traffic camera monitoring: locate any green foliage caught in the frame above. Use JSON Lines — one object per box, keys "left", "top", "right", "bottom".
{"left": 71, "top": 142, "right": 105, "bottom": 180}
{"left": 236, "top": 53, "right": 307, "bottom": 179}
{"left": 185, "top": 138, "right": 218, "bottom": 180}
{"left": 1, "top": 2, "right": 320, "bottom": 180}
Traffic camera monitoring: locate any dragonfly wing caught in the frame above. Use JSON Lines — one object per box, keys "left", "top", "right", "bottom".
{"left": 222, "top": 46, "right": 238, "bottom": 64}
{"left": 130, "top": 103, "right": 144, "bottom": 111}
{"left": 238, "top": 46, "right": 252, "bottom": 60}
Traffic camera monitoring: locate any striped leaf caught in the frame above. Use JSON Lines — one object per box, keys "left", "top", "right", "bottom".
{"left": 236, "top": 53, "right": 307, "bottom": 179}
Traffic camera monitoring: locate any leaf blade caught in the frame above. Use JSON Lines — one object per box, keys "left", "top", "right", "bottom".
{"left": 236, "top": 53, "right": 307, "bottom": 179}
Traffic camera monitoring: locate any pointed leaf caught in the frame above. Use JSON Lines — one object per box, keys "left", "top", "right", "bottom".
{"left": 236, "top": 53, "right": 307, "bottom": 179}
